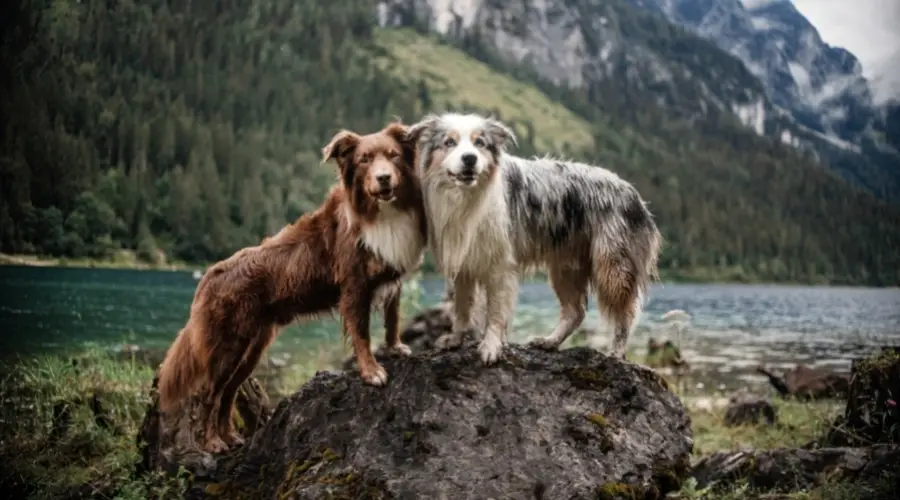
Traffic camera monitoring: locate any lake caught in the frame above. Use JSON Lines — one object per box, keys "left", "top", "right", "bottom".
{"left": 1, "top": 266, "right": 898, "bottom": 388}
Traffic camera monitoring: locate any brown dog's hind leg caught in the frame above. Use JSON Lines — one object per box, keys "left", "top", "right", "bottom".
{"left": 201, "top": 339, "right": 247, "bottom": 453}
{"left": 216, "top": 329, "right": 272, "bottom": 447}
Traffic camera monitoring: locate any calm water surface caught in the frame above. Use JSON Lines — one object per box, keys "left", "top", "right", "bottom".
{"left": 1, "top": 266, "right": 898, "bottom": 386}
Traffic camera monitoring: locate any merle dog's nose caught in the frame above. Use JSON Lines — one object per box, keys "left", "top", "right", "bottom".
{"left": 376, "top": 173, "right": 392, "bottom": 186}
{"left": 461, "top": 153, "right": 477, "bottom": 168}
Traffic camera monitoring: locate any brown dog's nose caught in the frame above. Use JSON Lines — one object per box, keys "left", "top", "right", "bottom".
{"left": 376, "top": 173, "right": 392, "bottom": 186}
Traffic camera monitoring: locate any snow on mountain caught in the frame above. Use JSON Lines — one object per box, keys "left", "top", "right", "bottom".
{"left": 628, "top": 0, "right": 877, "bottom": 144}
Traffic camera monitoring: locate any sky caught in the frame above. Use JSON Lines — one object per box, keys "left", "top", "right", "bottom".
{"left": 790, "top": 0, "right": 900, "bottom": 79}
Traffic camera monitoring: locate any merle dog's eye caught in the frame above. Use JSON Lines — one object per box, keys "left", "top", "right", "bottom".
{"left": 473, "top": 137, "right": 486, "bottom": 147}
{"left": 444, "top": 138, "right": 457, "bottom": 148}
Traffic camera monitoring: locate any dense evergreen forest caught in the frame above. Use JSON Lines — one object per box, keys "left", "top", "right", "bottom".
{"left": 1, "top": 0, "right": 898, "bottom": 285}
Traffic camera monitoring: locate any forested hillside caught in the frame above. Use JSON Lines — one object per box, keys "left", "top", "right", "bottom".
{"left": 1, "top": 0, "right": 898, "bottom": 285}
{"left": 0, "top": 0, "right": 420, "bottom": 263}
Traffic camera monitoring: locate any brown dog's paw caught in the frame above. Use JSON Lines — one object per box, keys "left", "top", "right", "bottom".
{"left": 204, "top": 435, "right": 230, "bottom": 454}
{"left": 360, "top": 363, "right": 388, "bottom": 386}
{"left": 223, "top": 431, "right": 245, "bottom": 447}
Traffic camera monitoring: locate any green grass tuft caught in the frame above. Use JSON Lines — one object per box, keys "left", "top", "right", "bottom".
{"left": 0, "top": 348, "right": 187, "bottom": 499}
{"left": 688, "top": 399, "right": 841, "bottom": 456}
{"left": 373, "top": 28, "right": 595, "bottom": 154}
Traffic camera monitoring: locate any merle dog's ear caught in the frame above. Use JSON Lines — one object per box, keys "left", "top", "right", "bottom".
{"left": 485, "top": 118, "right": 518, "bottom": 150}
{"left": 406, "top": 115, "right": 440, "bottom": 145}
{"left": 322, "top": 130, "right": 361, "bottom": 165}
{"left": 383, "top": 121, "right": 417, "bottom": 166}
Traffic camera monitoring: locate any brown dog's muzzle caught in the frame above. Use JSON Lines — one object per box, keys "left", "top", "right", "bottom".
{"left": 368, "top": 160, "right": 400, "bottom": 201}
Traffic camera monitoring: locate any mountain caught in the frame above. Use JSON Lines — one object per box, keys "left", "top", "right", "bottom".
{"left": 381, "top": 0, "right": 771, "bottom": 128}
{"left": 623, "top": 0, "right": 900, "bottom": 199}
{"left": 629, "top": 0, "right": 871, "bottom": 139}
{"left": 1, "top": 0, "right": 898, "bottom": 285}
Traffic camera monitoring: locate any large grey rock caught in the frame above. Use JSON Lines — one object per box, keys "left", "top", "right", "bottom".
{"left": 204, "top": 344, "right": 692, "bottom": 499}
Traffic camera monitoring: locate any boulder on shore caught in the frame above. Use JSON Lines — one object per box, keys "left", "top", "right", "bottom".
{"left": 825, "top": 347, "right": 900, "bottom": 447}
{"left": 198, "top": 344, "right": 692, "bottom": 499}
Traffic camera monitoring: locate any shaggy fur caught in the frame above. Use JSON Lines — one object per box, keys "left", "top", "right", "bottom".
{"left": 407, "top": 113, "right": 661, "bottom": 364}
{"left": 156, "top": 122, "right": 426, "bottom": 453}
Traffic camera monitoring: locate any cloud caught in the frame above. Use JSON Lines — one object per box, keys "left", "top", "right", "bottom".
{"left": 791, "top": 0, "right": 900, "bottom": 79}
{"left": 868, "top": 50, "right": 900, "bottom": 104}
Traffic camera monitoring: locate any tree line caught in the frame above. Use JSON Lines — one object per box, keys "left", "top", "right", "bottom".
{"left": 1, "top": 0, "right": 898, "bottom": 285}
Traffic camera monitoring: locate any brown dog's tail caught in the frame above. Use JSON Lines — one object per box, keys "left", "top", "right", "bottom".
{"left": 157, "top": 325, "right": 206, "bottom": 413}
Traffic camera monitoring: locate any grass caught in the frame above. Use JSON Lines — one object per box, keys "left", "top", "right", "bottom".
{"left": 0, "top": 349, "right": 186, "bottom": 499}
{"left": 373, "top": 28, "right": 595, "bottom": 154}
{"left": 687, "top": 399, "right": 841, "bottom": 456}
{"left": 670, "top": 398, "right": 898, "bottom": 499}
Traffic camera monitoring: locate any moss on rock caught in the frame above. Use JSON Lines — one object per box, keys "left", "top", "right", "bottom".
{"left": 596, "top": 481, "right": 639, "bottom": 499}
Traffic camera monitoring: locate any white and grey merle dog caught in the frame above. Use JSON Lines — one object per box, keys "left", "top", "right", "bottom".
{"left": 407, "top": 112, "right": 662, "bottom": 364}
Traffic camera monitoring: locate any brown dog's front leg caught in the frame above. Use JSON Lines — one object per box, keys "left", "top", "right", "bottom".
{"left": 383, "top": 289, "right": 412, "bottom": 357}
{"left": 339, "top": 287, "right": 387, "bottom": 386}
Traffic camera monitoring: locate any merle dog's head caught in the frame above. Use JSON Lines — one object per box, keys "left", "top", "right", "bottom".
{"left": 407, "top": 113, "right": 517, "bottom": 188}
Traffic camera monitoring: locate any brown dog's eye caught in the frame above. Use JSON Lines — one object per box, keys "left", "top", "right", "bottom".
{"left": 359, "top": 155, "right": 370, "bottom": 164}
{"left": 473, "top": 137, "right": 486, "bottom": 147}
{"left": 444, "top": 138, "right": 457, "bottom": 148}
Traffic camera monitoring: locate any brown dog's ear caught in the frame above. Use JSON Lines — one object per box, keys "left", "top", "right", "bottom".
{"left": 322, "top": 130, "right": 361, "bottom": 164}
{"left": 383, "top": 121, "right": 409, "bottom": 144}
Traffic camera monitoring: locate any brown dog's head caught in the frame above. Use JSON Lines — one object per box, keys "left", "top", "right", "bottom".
{"left": 322, "top": 122, "right": 418, "bottom": 214}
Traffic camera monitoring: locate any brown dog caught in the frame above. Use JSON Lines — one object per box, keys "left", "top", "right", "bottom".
{"left": 156, "top": 122, "right": 427, "bottom": 453}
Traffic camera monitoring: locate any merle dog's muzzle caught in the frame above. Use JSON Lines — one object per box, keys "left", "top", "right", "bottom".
{"left": 454, "top": 153, "right": 478, "bottom": 184}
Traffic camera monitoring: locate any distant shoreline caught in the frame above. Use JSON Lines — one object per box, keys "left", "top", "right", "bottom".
{"left": 0, "top": 252, "right": 201, "bottom": 273}
{"left": 1, "top": 252, "right": 892, "bottom": 287}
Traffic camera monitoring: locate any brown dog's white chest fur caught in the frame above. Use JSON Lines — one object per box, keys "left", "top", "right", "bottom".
{"left": 359, "top": 203, "right": 425, "bottom": 274}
